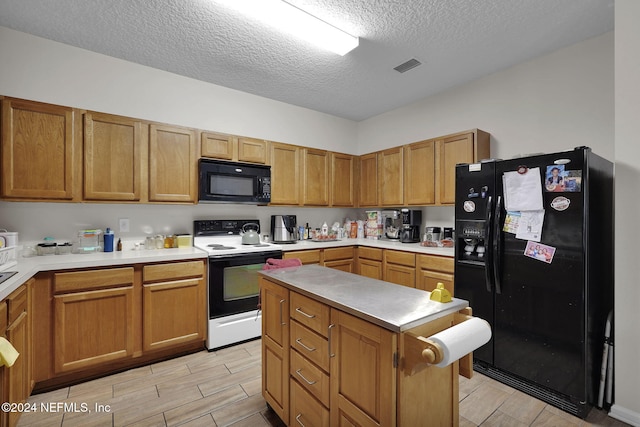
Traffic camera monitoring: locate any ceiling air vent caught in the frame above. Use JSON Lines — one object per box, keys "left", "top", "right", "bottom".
{"left": 394, "top": 58, "right": 422, "bottom": 73}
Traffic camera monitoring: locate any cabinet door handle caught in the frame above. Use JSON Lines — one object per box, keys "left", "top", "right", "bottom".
{"left": 295, "top": 414, "right": 307, "bottom": 427}
{"left": 295, "top": 307, "right": 316, "bottom": 318}
{"left": 328, "top": 324, "right": 335, "bottom": 358}
{"left": 295, "top": 369, "right": 317, "bottom": 385}
{"left": 279, "top": 299, "right": 286, "bottom": 325}
{"left": 295, "top": 338, "right": 316, "bottom": 352}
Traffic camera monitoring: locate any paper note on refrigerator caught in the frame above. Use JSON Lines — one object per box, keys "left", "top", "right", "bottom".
{"left": 502, "top": 167, "right": 544, "bottom": 211}
{"left": 515, "top": 210, "right": 545, "bottom": 242}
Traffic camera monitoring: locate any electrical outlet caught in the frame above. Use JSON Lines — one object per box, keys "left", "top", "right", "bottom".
{"left": 119, "top": 218, "right": 130, "bottom": 233}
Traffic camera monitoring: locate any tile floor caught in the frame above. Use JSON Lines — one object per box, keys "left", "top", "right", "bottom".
{"left": 17, "top": 339, "right": 629, "bottom": 426}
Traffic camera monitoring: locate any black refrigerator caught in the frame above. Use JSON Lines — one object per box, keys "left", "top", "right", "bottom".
{"left": 454, "top": 147, "right": 613, "bottom": 418}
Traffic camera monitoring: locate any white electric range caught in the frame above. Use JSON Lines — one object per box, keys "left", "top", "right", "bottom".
{"left": 193, "top": 219, "right": 283, "bottom": 350}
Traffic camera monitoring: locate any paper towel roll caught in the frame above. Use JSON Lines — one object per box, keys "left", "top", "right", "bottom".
{"left": 428, "top": 317, "right": 491, "bottom": 367}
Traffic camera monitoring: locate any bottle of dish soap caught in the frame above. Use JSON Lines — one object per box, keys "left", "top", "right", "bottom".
{"left": 104, "top": 228, "right": 115, "bottom": 252}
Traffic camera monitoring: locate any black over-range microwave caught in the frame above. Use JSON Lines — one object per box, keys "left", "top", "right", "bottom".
{"left": 198, "top": 159, "right": 271, "bottom": 204}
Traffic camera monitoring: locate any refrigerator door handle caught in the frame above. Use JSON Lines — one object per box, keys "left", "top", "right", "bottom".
{"left": 484, "top": 195, "right": 494, "bottom": 293}
{"left": 494, "top": 195, "right": 503, "bottom": 294}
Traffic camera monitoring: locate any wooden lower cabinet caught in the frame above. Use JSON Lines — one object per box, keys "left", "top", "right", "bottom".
{"left": 5, "top": 282, "right": 32, "bottom": 427}
{"left": 26, "top": 259, "right": 206, "bottom": 397}
{"left": 261, "top": 278, "right": 290, "bottom": 422}
{"left": 323, "top": 247, "right": 355, "bottom": 273}
{"left": 142, "top": 261, "right": 206, "bottom": 351}
{"left": 330, "top": 308, "right": 397, "bottom": 427}
{"left": 417, "top": 254, "right": 455, "bottom": 295}
{"left": 384, "top": 250, "right": 416, "bottom": 288}
{"left": 261, "top": 276, "right": 463, "bottom": 427}
{"left": 53, "top": 285, "right": 135, "bottom": 373}
{"left": 357, "top": 247, "right": 383, "bottom": 280}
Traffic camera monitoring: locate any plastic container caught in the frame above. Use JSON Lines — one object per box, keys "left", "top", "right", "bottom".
{"left": 0, "top": 230, "right": 18, "bottom": 248}
{"left": 104, "top": 228, "right": 115, "bottom": 252}
{"left": 56, "top": 242, "right": 73, "bottom": 255}
{"left": 76, "top": 229, "right": 102, "bottom": 253}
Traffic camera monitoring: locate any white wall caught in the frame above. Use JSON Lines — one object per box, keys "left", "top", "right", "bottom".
{"left": 357, "top": 32, "right": 614, "bottom": 163}
{"left": 0, "top": 26, "right": 358, "bottom": 153}
{"left": 611, "top": 1, "right": 640, "bottom": 425}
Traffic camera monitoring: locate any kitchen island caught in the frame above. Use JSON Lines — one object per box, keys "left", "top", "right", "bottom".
{"left": 259, "top": 264, "right": 473, "bottom": 427}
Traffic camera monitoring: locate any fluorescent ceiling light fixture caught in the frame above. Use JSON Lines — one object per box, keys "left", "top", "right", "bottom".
{"left": 218, "top": 0, "right": 359, "bottom": 55}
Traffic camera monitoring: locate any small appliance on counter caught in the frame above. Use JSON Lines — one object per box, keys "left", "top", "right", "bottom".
{"left": 400, "top": 209, "right": 422, "bottom": 243}
{"left": 381, "top": 210, "right": 402, "bottom": 240}
{"left": 271, "top": 215, "right": 297, "bottom": 243}
{"left": 424, "top": 226, "right": 442, "bottom": 243}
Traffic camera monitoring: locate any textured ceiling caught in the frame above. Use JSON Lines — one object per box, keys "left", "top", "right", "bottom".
{"left": 0, "top": 0, "right": 613, "bottom": 121}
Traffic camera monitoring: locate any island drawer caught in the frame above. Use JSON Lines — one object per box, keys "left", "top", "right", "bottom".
{"left": 291, "top": 320, "right": 329, "bottom": 372}
{"left": 385, "top": 250, "right": 416, "bottom": 267}
{"left": 290, "top": 375, "right": 330, "bottom": 427}
{"left": 290, "top": 348, "right": 330, "bottom": 407}
{"left": 290, "top": 292, "right": 330, "bottom": 337}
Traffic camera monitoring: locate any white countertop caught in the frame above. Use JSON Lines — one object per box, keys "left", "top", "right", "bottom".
{"left": 0, "top": 247, "right": 208, "bottom": 300}
{"left": 279, "top": 237, "right": 455, "bottom": 257}
{"left": 259, "top": 265, "right": 467, "bottom": 332}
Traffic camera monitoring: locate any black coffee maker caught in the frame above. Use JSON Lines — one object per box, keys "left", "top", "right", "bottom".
{"left": 400, "top": 209, "right": 422, "bottom": 243}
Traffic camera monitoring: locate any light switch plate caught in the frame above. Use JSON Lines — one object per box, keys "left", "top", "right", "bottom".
{"left": 119, "top": 218, "right": 130, "bottom": 233}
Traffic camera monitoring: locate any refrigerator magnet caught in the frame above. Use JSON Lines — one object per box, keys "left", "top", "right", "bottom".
{"left": 463, "top": 200, "right": 476, "bottom": 213}
{"left": 524, "top": 241, "right": 556, "bottom": 264}
{"left": 545, "top": 165, "right": 566, "bottom": 192}
{"left": 563, "top": 170, "right": 582, "bottom": 192}
{"left": 551, "top": 196, "right": 571, "bottom": 211}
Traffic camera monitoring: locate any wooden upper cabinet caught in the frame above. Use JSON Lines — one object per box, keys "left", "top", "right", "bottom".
{"left": 237, "top": 137, "right": 268, "bottom": 164}
{"left": 270, "top": 142, "right": 300, "bottom": 205}
{"left": 330, "top": 152, "right": 355, "bottom": 207}
{"left": 358, "top": 152, "right": 378, "bottom": 207}
{"left": 378, "top": 146, "right": 404, "bottom": 206}
{"left": 201, "top": 131, "right": 234, "bottom": 160}
{"left": 201, "top": 133, "right": 269, "bottom": 165}
{"left": 1, "top": 97, "right": 80, "bottom": 200}
{"left": 84, "top": 112, "right": 144, "bottom": 201}
{"left": 405, "top": 140, "right": 435, "bottom": 205}
{"left": 302, "top": 148, "right": 329, "bottom": 206}
{"left": 149, "top": 124, "right": 197, "bottom": 203}
{"left": 437, "top": 129, "right": 490, "bottom": 205}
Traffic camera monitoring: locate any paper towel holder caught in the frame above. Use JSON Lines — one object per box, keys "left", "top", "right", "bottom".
{"left": 403, "top": 310, "right": 476, "bottom": 377}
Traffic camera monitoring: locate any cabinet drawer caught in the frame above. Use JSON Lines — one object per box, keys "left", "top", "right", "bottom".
{"left": 323, "top": 246, "right": 354, "bottom": 262}
{"left": 290, "top": 292, "right": 330, "bottom": 337}
{"left": 358, "top": 246, "right": 383, "bottom": 261}
{"left": 143, "top": 260, "right": 204, "bottom": 283}
{"left": 285, "top": 250, "right": 321, "bottom": 265}
{"left": 54, "top": 267, "right": 134, "bottom": 294}
{"left": 0, "top": 300, "right": 7, "bottom": 333}
{"left": 7, "top": 285, "right": 27, "bottom": 324}
{"left": 291, "top": 349, "right": 330, "bottom": 407}
{"left": 291, "top": 320, "right": 329, "bottom": 372}
{"left": 418, "top": 254, "right": 454, "bottom": 273}
{"left": 385, "top": 249, "right": 416, "bottom": 267}
{"left": 290, "top": 377, "right": 330, "bottom": 427}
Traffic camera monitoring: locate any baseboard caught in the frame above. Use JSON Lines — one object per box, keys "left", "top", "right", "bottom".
{"left": 609, "top": 404, "right": 640, "bottom": 426}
